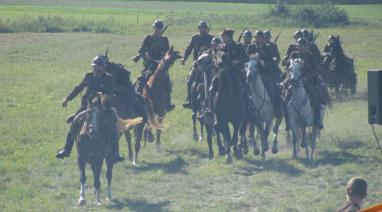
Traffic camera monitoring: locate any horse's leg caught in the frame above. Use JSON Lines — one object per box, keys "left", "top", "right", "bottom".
{"left": 91, "top": 159, "right": 103, "bottom": 205}
{"left": 105, "top": 155, "right": 113, "bottom": 201}
{"left": 216, "top": 131, "right": 226, "bottom": 156}
{"left": 199, "top": 117, "right": 204, "bottom": 142}
{"left": 250, "top": 123, "right": 260, "bottom": 156}
{"left": 262, "top": 121, "right": 271, "bottom": 159}
{"left": 206, "top": 124, "right": 214, "bottom": 159}
{"left": 133, "top": 124, "right": 144, "bottom": 165}
{"left": 291, "top": 128, "right": 298, "bottom": 159}
{"left": 239, "top": 121, "right": 249, "bottom": 155}
{"left": 232, "top": 123, "right": 243, "bottom": 160}
{"left": 124, "top": 131, "right": 133, "bottom": 161}
{"left": 302, "top": 127, "right": 309, "bottom": 159}
{"left": 216, "top": 122, "right": 232, "bottom": 163}
{"left": 272, "top": 117, "right": 282, "bottom": 154}
{"left": 156, "top": 117, "right": 163, "bottom": 153}
{"left": 78, "top": 157, "right": 86, "bottom": 206}
{"left": 310, "top": 128, "right": 319, "bottom": 161}
{"left": 192, "top": 112, "right": 198, "bottom": 142}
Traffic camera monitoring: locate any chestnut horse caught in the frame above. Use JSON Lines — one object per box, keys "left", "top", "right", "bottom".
{"left": 141, "top": 47, "right": 181, "bottom": 152}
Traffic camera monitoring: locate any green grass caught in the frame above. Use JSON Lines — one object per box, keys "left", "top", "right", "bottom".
{"left": 0, "top": 1, "right": 382, "bottom": 211}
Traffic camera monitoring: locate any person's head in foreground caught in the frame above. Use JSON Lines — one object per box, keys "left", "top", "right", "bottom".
{"left": 336, "top": 177, "right": 367, "bottom": 212}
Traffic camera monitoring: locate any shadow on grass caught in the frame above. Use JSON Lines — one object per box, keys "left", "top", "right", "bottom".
{"left": 315, "top": 150, "right": 369, "bottom": 166}
{"left": 165, "top": 147, "right": 210, "bottom": 159}
{"left": 332, "top": 91, "right": 367, "bottom": 103}
{"left": 336, "top": 139, "right": 366, "bottom": 150}
{"left": 240, "top": 158, "right": 304, "bottom": 177}
{"left": 107, "top": 198, "right": 170, "bottom": 211}
{"left": 130, "top": 156, "right": 188, "bottom": 175}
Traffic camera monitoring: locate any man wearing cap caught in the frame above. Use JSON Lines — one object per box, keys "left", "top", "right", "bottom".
{"left": 282, "top": 30, "right": 303, "bottom": 67}
{"left": 220, "top": 28, "right": 248, "bottom": 69}
{"left": 302, "top": 29, "right": 322, "bottom": 63}
{"left": 55, "top": 56, "right": 124, "bottom": 162}
{"left": 182, "top": 21, "right": 214, "bottom": 108}
{"left": 134, "top": 20, "right": 174, "bottom": 111}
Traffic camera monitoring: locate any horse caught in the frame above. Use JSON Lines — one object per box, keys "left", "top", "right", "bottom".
{"left": 322, "top": 35, "right": 357, "bottom": 95}
{"left": 192, "top": 53, "right": 226, "bottom": 159}
{"left": 103, "top": 55, "right": 163, "bottom": 165}
{"left": 244, "top": 56, "right": 283, "bottom": 158}
{"left": 212, "top": 51, "right": 245, "bottom": 163}
{"left": 286, "top": 58, "right": 325, "bottom": 160}
{"left": 76, "top": 93, "right": 142, "bottom": 205}
{"left": 141, "top": 46, "right": 181, "bottom": 153}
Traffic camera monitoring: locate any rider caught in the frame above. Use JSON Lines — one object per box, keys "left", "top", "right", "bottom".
{"left": 281, "top": 30, "right": 303, "bottom": 67}
{"left": 134, "top": 20, "right": 174, "bottom": 111}
{"left": 182, "top": 20, "right": 214, "bottom": 109}
{"left": 285, "top": 38, "right": 329, "bottom": 129}
{"left": 302, "top": 29, "right": 322, "bottom": 64}
{"left": 247, "top": 30, "right": 282, "bottom": 118}
{"left": 56, "top": 56, "right": 124, "bottom": 162}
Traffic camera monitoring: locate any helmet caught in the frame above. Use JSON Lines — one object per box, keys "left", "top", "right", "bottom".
{"left": 211, "top": 37, "right": 222, "bottom": 45}
{"left": 301, "top": 29, "right": 309, "bottom": 38}
{"left": 263, "top": 30, "right": 271, "bottom": 39}
{"left": 242, "top": 30, "right": 253, "bottom": 38}
{"left": 296, "top": 38, "right": 308, "bottom": 46}
{"left": 152, "top": 20, "right": 164, "bottom": 30}
{"left": 293, "top": 30, "right": 303, "bottom": 39}
{"left": 198, "top": 20, "right": 209, "bottom": 29}
{"left": 328, "top": 35, "right": 335, "bottom": 41}
{"left": 91, "top": 55, "right": 106, "bottom": 67}
{"left": 254, "top": 30, "right": 264, "bottom": 38}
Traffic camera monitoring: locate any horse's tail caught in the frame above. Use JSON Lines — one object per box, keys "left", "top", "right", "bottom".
{"left": 143, "top": 97, "right": 166, "bottom": 130}
{"left": 117, "top": 117, "right": 144, "bottom": 133}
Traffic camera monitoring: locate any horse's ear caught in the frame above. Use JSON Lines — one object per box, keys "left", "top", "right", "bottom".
{"left": 336, "top": 35, "right": 339, "bottom": 40}
{"left": 170, "top": 45, "right": 174, "bottom": 52}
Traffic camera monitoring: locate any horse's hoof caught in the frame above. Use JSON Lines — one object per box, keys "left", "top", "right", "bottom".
{"left": 132, "top": 160, "right": 138, "bottom": 166}
{"left": 209, "top": 154, "right": 214, "bottom": 160}
{"left": 78, "top": 198, "right": 86, "bottom": 206}
{"left": 254, "top": 148, "right": 260, "bottom": 156}
{"left": 156, "top": 144, "right": 161, "bottom": 153}
{"left": 301, "top": 142, "right": 307, "bottom": 148}
{"left": 234, "top": 149, "right": 243, "bottom": 160}
{"left": 193, "top": 133, "right": 198, "bottom": 142}
{"left": 261, "top": 152, "right": 266, "bottom": 159}
{"left": 96, "top": 201, "right": 102, "bottom": 206}
{"left": 226, "top": 155, "right": 233, "bottom": 164}
{"left": 243, "top": 144, "right": 249, "bottom": 155}
{"left": 218, "top": 147, "right": 226, "bottom": 156}
{"left": 199, "top": 136, "right": 204, "bottom": 143}
{"left": 272, "top": 146, "right": 279, "bottom": 154}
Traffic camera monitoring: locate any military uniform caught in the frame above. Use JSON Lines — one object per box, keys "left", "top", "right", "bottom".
{"left": 183, "top": 32, "right": 213, "bottom": 108}
{"left": 136, "top": 33, "right": 170, "bottom": 90}
{"left": 222, "top": 41, "right": 248, "bottom": 70}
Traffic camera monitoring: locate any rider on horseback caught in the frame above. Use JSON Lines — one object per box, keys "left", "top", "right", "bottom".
{"left": 241, "top": 30, "right": 253, "bottom": 50}
{"left": 134, "top": 20, "right": 174, "bottom": 112}
{"left": 182, "top": 21, "right": 214, "bottom": 109}
{"left": 56, "top": 56, "right": 124, "bottom": 162}
{"left": 283, "top": 38, "right": 330, "bottom": 129}
{"left": 246, "top": 30, "right": 283, "bottom": 118}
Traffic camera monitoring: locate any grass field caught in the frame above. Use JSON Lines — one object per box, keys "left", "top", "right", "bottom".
{"left": 0, "top": 1, "right": 382, "bottom": 211}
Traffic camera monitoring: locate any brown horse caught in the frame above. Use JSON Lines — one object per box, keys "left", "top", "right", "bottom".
{"left": 212, "top": 51, "right": 245, "bottom": 163}
{"left": 76, "top": 94, "right": 142, "bottom": 206}
{"left": 142, "top": 46, "right": 181, "bottom": 152}
{"left": 102, "top": 56, "right": 163, "bottom": 165}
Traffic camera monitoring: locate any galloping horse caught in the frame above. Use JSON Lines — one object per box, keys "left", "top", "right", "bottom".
{"left": 287, "top": 58, "right": 325, "bottom": 160}
{"left": 212, "top": 51, "right": 245, "bottom": 163}
{"left": 76, "top": 94, "right": 142, "bottom": 205}
{"left": 142, "top": 46, "right": 181, "bottom": 152}
{"left": 103, "top": 55, "right": 163, "bottom": 165}
{"left": 192, "top": 53, "right": 226, "bottom": 159}
{"left": 244, "top": 56, "right": 283, "bottom": 158}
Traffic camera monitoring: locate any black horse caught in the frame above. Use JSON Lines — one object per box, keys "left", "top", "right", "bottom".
{"left": 322, "top": 35, "right": 357, "bottom": 95}
{"left": 76, "top": 94, "right": 142, "bottom": 206}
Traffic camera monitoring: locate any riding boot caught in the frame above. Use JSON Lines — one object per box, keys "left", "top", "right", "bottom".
{"left": 111, "top": 133, "right": 124, "bottom": 163}
{"left": 314, "top": 106, "right": 324, "bottom": 129}
{"left": 56, "top": 117, "right": 83, "bottom": 158}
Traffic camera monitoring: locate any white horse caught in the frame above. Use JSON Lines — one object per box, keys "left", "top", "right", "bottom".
{"left": 287, "top": 58, "right": 325, "bottom": 160}
{"left": 245, "top": 57, "right": 283, "bottom": 158}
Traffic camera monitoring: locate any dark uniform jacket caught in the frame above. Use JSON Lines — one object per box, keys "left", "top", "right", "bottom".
{"left": 139, "top": 34, "right": 169, "bottom": 71}
{"left": 222, "top": 41, "right": 248, "bottom": 70}
{"left": 247, "top": 43, "right": 279, "bottom": 79}
{"left": 106, "top": 64, "right": 134, "bottom": 96}
{"left": 66, "top": 71, "right": 114, "bottom": 107}
{"left": 183, "top": 33, "right": 214, "bottom": 62}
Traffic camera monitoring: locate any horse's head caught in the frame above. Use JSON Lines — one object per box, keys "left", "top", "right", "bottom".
{"left": 213, "top": 50, "right": 230, "bottom": 71}
{"left": 289, "top": 57, "right": 304, "bottom": 84}
{"left": 194, "top": 53, "right": 213, "bottom": 73}
{"left": 86, "top": 93, "right": 110, "bottom": 139}
{"left": 245, "top": 54, "right": 260, "bottom": 81}
{"left": 163, "top": 46, "right": 181, "bottom": 68}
